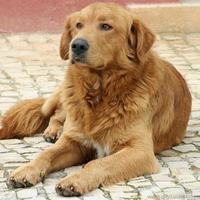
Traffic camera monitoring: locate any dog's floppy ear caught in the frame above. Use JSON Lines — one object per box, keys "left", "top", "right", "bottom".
{"left": 129, "top": 18, "right": 155, "bottom": 62}
{"left": 60, "top": 13, "right": 77, "bottom": 60}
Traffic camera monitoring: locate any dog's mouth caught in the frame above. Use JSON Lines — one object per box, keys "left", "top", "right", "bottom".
{"left": 71, "top": 56, "right": 104, "bottom": 69}
{"left": 71, "top": 54, "right": 87, "bottom": 65}
{"left": 71, "top": 57, "right": 83, "bottom": 64}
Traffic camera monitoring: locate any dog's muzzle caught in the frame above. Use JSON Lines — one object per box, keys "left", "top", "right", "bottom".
{"left": 71, "top": 39, "right": 89, "bottom": 63}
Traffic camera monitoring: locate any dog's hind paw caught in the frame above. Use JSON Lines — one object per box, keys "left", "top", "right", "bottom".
{"left": 43, "top": 135, "right": 58, "bottom": 143}
{"left": 43, "top": 126, "right": 63, "bottom": 143}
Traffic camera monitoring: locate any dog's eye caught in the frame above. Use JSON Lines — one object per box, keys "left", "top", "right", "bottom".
{"left": 100, "top": 23, "right": 113, "bottom": 31}
{"left": 76, "top": 22, "right": 83, "bottom": 29}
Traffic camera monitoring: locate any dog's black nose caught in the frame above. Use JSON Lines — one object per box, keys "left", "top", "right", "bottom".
{"left": 71, "top": 39, "right": 89, "bottom": 55}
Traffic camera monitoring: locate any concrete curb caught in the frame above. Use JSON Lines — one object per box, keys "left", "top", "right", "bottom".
{"left": 128, "top": 4, "right": 200, "bottom": 33}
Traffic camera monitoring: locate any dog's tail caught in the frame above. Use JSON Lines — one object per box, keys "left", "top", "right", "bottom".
{"left": 0, "top": 98, "right": 54, "bottom": 139}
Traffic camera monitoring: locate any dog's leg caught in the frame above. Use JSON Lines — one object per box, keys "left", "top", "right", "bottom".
{"left": 41, "top": 85, "right": 66, "bottom": 143}
{"left": 9, "top": 134, "right": 92, "bottom": 188}
{"left": 43, "top": 108, "right": 66, "bottom": 143}
{"left": 55, "top": 139, "right": 159, "bottom": 196}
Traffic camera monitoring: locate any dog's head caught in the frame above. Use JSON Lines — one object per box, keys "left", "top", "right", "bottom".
{"left": 60, "top": 2, "right": 155, "bottom": 69}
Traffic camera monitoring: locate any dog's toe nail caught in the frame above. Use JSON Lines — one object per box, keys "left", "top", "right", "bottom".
{"left": 52, "top": 136, "right": 58, "bottom": 143}
{"left": 44, "top": 136, "right": 57, "bottom": 143}
{"left": 23, "top": 179, "right": 33, "bottom": 187}
{"left": 9, "top": 177, "right": 16, "bottom": 187}
{"left": 9, "top": 177, "right": 15, "bottom": 183}
{"left": 55, "top": 184, "right": 63, "bottom": 195}
{"left": 69, "top": 186, "right": 81, "bottom": 196}
{"left": 56, "top": 184, "right": 62, "bottom": 190}
{"left": 70, "top": 186, "right": 74, "bottom": 191}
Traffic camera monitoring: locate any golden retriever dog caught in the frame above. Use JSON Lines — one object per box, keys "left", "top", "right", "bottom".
{"left": 0, "top": 2, "right": 191, "bottom": 197}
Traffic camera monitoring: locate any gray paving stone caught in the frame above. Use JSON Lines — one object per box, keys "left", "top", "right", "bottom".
{"left": 177, "top": 175, "right": 196, "bottom": 183}
{"left": 33, "top": 141, "right": 53, "bottom": 149}
{"left": 151, "top": 174, "right": 174, "bottom": 182}
{"left": 109, "top": 191, "right": 138, "bottom": 200}
{"left": 0, "top": 182, "right": 8, "bottom": 190}
{"left": 161, "top": 156, "right": 182, "bottom": 162}
{"left": 158, "top": 167, "right": 170, "bottom": 175}
{"left": 138, "top": 188, "right": 154, "bottom": 200}
{"left": 182, "top": 182, "right": 200, "bottom": 190}
{"left": 0, "top": 191, "right": 17, "bottom": 200}
{"left": 170, "top": 168, "right": 194, "bottom": 176}
{"left": 15, "top": 147, "right": 42, "bottom": 154}
{"left": 160, "top": 149, "right": 179, "bottom": 157}
{"left": 44, "top": 185, "right": 56, "bottom": 195}
{"left": 154, "top": 181, "right": 177, "bottom": 189}
{"left": 167, "top": 161, "right": 190, "bottom": 169}
{"left": 188, "top": 158, "right": 200, "bottom": 168}
{"left": 24, "top": 152, "right": 41, "bottom": 160}
{"left": 0, "top": 144, "right": 10, "bottom": 153}
{"left": 128, "top": 178, "right": 152, "bottom": 188}
{"left": 0, "top": 139, "right": 23, "bottom": 145}
{"left": 192, "top": 190, "right": 200, "bottom": 198}
{"left": 0, "top": 170, "right": 4, "bottom": 178}
{"left": 193, "top": 142, "right": 200, "bottom": 147}
{"left": 181, "top": 152, "right": 200, "bottom": 158}
{"left": 103, "top": 184, "right": 134, "bottom": 192}
{"left": 185, "top": 131, "right": 195, "bottom": 138}
{"left": 172, "top": 144, "right": 198, "bottom": 152}
{"left": 17, "top": 188, "right": 38, "bottom": 198}
{"left": 3, "top": 163, "right": 25, "bottom": 168}
{"left": 191, "top": 64, "right": 200, "bottom": 69}
{"left": 83, "top": 189, "right": 108, "bottom": 200}
{"left": 0, "top": 97, "right": 18, "bottom": 103}
{"left": 183, "top": 137, "right": 200, "bottom": 144}
{"left": 0, "top": 152, "right": 27, "bottom": 163}
{"left": 4, "top": 143, "right": 30, "bottom": 150}
{"left": 48, "top": 193, "right": 80, "bottom": 200}
{"left": 29, "top": 197, "right": 47, "bottom": 200}
{"left": 162, "top": 187, "right": 186, "bottom": 199}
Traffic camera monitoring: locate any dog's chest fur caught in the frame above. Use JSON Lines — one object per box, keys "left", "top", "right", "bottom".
{"left": 64, "top": 66, "right": 150, "bottom": 154}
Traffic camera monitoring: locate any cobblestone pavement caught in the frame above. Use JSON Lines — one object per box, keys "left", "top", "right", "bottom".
{"left": 0, "top": 33, "right": 200, "bottom": 200}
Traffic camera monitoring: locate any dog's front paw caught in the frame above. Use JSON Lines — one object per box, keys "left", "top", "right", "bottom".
{"left": 9, "top": 164, "right": 44, "bottom": 188}
{"left": 9, "top": 177, "right": 34, "bottom": 188}
{"left": 55, "top": 172, "right": 93, "bottom": 197}
{"left": 55, "top": 184, "right": 81, "bottom": 197}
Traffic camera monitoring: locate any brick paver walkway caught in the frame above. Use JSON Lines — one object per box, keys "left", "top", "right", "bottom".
{"left": 0, "top": 33, "right": 200, "bottom": 200}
